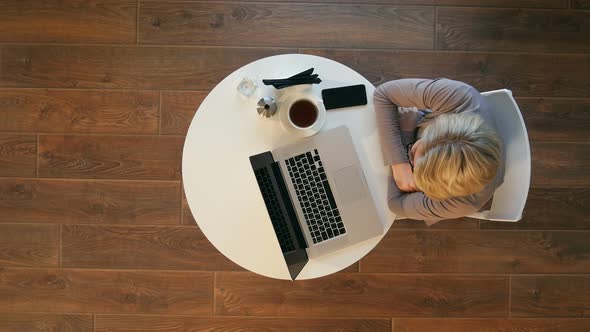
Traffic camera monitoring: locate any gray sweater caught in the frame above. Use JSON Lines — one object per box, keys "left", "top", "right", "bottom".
{"left": 373, "top": 78, "right": 505, "bottom": 225}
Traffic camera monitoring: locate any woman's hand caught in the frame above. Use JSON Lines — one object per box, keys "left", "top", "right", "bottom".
{"left": 391, "top": 163, "right": 418, "bottom": 192}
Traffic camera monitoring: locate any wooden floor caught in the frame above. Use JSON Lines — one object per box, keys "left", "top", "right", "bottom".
{"left": 0, "top": 0, "right": 589, "bottom": 331}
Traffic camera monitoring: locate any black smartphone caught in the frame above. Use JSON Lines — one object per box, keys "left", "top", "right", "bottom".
{"left": 321, "top": 84, "right": 367, "bottom": 110}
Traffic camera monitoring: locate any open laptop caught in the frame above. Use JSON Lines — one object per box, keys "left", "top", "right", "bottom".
{"left": 249, "top": 126, "right": 383, "bottom": 280}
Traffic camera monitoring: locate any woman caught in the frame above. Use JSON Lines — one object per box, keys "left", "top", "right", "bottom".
{"left": 374, "top": 78, "right": 504, "bottom": 225}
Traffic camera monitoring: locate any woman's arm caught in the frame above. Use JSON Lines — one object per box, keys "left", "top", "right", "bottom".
{"left": 387, "top": 177, "right": 483, "bottom": 224}
{"left": 373, "top": 78, "right": 477, "bottom": 166}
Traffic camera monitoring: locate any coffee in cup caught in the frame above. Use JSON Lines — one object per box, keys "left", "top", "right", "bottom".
{"left": 289, "top": 99, "right": 318, "bottom": 128}
{"left": 278, "top": 92, "right": 326, "bottom": 138}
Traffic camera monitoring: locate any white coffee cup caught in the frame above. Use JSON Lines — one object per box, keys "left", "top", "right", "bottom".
{"left": 278, "top": 91, "right": 326, "bottom": 138}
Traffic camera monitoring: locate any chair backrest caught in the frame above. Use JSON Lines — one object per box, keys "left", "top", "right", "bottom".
{"left": 467, "top": 89, "right": 531, "bottom": 222}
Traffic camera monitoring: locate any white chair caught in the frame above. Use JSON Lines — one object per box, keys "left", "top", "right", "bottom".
{"left": 467, "top": 89, "right": 531, "bottom": 222}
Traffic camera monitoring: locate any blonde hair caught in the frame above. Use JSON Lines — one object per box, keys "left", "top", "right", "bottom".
{"left": 414, "top": 113, "right": 501, "bottom": 200}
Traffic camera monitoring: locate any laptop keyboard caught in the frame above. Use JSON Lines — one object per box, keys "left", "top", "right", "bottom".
{"left": 254, "top": 167, "right": 296, "bottom": 253}
{"left": 286, "top": 149, "right": 346, "bottom": 244}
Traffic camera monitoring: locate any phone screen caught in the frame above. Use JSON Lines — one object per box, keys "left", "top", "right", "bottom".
{"left": 321, "top": 84, "right": 367, "bottom": 110}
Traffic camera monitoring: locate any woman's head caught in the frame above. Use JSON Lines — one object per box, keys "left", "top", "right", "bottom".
{"left": 412, "top": 113, "right": 501, "bottom": 200}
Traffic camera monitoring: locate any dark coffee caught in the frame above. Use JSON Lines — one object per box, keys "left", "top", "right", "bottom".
{"left": 289, "top": 100, "right": 318, "bottom": 128}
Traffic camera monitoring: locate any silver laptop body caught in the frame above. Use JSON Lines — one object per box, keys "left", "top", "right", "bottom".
{"left": 271, "top": 126, "right": 383, "bottom": 258}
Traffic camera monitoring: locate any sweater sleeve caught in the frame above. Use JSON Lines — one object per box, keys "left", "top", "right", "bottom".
{"left": 373, "top": 78, "right": 477, "bottom": 165}
{"left": 387, "top": 178, "right": 482, "bottom": 224}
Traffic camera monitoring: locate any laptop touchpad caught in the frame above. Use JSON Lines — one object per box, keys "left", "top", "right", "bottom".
{"left": 333, "top": 166, "right": 367, "bottom": 205}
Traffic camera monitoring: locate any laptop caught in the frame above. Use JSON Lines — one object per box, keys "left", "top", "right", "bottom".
{"left": 249, "top": 126, "right": 383, "bottom": 280}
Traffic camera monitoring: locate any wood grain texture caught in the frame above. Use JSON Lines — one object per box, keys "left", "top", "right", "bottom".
{"left": 395, "top": 318, "right": 590, "bottom": 332}
{"left": 216, "top": 272, "right": 508, "bottom": 317}
{"left": 511, "top": 276, "right": 590, "bottom": 318}
{"left": 96, "top": 315, "right": 390, "bottom": 332}
{"left": 38, "top": 135, "right": 184, "bottom": 180}
{"left": 0, "top": 45, "right": 296, "bottom": 90}
{"left": 1, "top": 0, "right": 588, "bottom": 323}
{"left": 531, "top": 142, "right": 590, "bottom": 186}
{"left": 480, "top": 187, "right": 589, "bottom": 230}
{"left": 437, "top": 8, "right": 590, "bottom": 53}
{"left": 0, "top": 89, "right": 160, "bottom": 134}
{"left": 142, "top": 0, "right": 434, "bottom": 3}
{"left": 0, "top": 268, "right": 213, "bottom": 314}
{"left": 572, "top": 0, "right": 590, "bottom": 9}
{"left": 0, "top": 313, "right": 93, "bottom": 332}
{"left": 0, "top": 134, "right": 36, "bottom": 177}
{"left": 139, "top": 0, "right": 568, "bottom": 8}
{"left": 360, "top": 230, "right": 590, "bottom": 273}
{"left": 0, "top": 224, "right": 59, "bottom": 267}
{"left": 62, "top": 225, "right": 241, "bottom": 270}
{"left": 0, "top": 178, "right": 180, "bottom": 225}
{"left": 435, "top": 0, "right": 568, "bottom": 7}
{"left": 139, "top": 3, "right": 433, "bottom": 49}
{"left": 516, "top": 98, "right": 590, "bottom": 142}
{"left": 300, "top": 49, "right": 590, "bottom": 97}
{"left": 0, "top": 0, "right": 136, "bottom": 44}
{"left": 141, "top": 0, "right": 430, "bottom": 3}
{"left": 161, "top": 91, "right": 205, "bottom": 135}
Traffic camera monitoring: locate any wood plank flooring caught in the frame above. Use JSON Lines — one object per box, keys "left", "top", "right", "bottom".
{"left": 395, "top": 319, "right": 590, "bottom": 332}
{"left": 436, "top": 7, "right": 590, "bottom": 53}
{"left": 0, "top": 269, "right": 213, "bottom": 314}
{"left": 0, "top": 313, "right": 93, "bottom": 332}
{"left": 0, "top": 179, "right": 181, "bottom": 224}
{"left": 139, "top": 3, "right": 434, "bottom": 48}
{"left": 0, "top": 1, "right": 136, "bottom": 44}
{"left": 0, "top": 89, "right": 160, "bottom": 134}
{"left": 38, "top": 134, "right": 184, "bottom": 180}
{"left": 95, "top": 316, "right": 391, "bottom": 332}
{"left": 0, "top": 134, "right": 36, "bottom": 177}
{"left": 0, "top": 1, "right": 588, "bottom": 331}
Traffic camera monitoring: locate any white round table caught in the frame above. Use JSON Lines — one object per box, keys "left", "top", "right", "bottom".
{"left": 183, "top": 54, "right": 395, "bottom": 280}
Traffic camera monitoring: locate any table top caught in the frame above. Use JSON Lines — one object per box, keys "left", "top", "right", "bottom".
{"left": 182, "top": 54, "right": 395, "bottom": 280}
